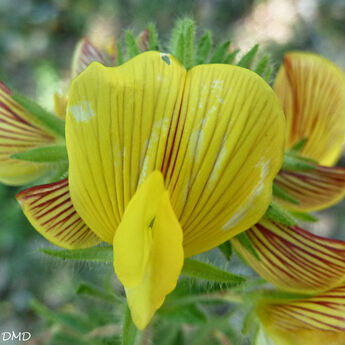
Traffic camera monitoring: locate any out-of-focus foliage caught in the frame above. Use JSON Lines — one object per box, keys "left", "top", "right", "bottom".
{"left": 1, "top": 0, "right": 345, "bottom": 343}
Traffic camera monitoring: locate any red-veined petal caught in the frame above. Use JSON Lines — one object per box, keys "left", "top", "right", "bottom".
{"left": 16, "top": 178, "right": 101, "bottom": 249}
{"left": 232, "top": 219, "right": 345, "bottom": 293}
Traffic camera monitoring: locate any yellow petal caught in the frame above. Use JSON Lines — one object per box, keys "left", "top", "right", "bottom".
{"left": 54, "top": 92, "right": 67, "bottom": 120}
{"left": 66, "top": 52, "right": 186, "bottom": 243}
{"left": 16, "top": 178, "right": 101, "bottom": 249}
{"left": 275, "top": 165, "right": 345, "bottom": 212}
{"left": 258, "top": 285, "right": 345, "bottom": 345}
{"left": 113, "top": 171, "right": 184, "bottom": 329}
{"left": 0, "top": 82, "right": 57, "bottom": 186}
{"left": 171, "top": 64, "right": 285, "bottom": 256}
{"left": 232, "top": 219, "right": 345, "bottom": 293}
{"left": 274, "top": 52, "right": 345, "bottom": 166}
{"left": 66, "top": 52, "right": 285, "bottom": 255}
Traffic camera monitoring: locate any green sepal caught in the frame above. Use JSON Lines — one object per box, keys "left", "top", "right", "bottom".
{"left": 195, "top": 31, "right": 212, "bottom": 65}
{"left": 147, "top": 22, "right": 159, "bottom": 50}
{"left": 235, "top": 231, "right": 260, "bottom": 261}
{"left": 11, "top": 144, "right": 68, "bottom": 163}
{"left": 40, "top": 246, "right": 113, "bottom": 262}
{"left": 182, "top": 258, "right": 246, "bottom": 285}
{"left": 282, "top": 153, "right": 316, "bottom": 172}
{"left": 117, "top": 42, "right": 124, "bottom": 65}
{"left": 122, "top": 304, "right": 137, "bottom": 345}
{"left": 210, "top": 40, "right": 230, "bottom": 63}
{"left": 237, "top": 44, "right": 259, "bottom": 68}
{"left": 126, "top": 31, "right": 140, "bottom": 58}
{"left": 218, "top": 241, "right": 232, "bottom": 261}
{"left": 264, "top": 201, "right": 297, "bottom": 226}
{"left": 290, "top": 210, "right": 318, "bottom": 222}
{"left": 12, "top": 94, "right": 65, "bottom": 138}
{"left": 76, "top": 283, "right": 122, "bottom": 303}
{"left": 263, "top": 66, "right": 273, "bottom": 82}
{"left": 224, "top": 49, "right": 240, "bottom": 64}
{"left": 170, "top": 19, "right": 185, "bottom": 65}
{"left": 290, "top": 137, "right": 308, "bottom": 152}
{"left": 272, "top": 183, "right": 299, "bottom": 205}
{"left": 254, "top": 56, "right": 269, "bottom": 76}
{"left": 182, "top": 18, "right": 195, "bottom": 69}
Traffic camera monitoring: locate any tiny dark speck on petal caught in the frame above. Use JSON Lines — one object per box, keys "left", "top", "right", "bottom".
{"left": 161, "top": 55, "right": 171, "bottom": 65}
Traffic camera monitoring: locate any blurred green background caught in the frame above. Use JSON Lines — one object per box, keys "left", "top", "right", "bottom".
{"left": 1, "top": 0, "right": 345, "bottom": 343}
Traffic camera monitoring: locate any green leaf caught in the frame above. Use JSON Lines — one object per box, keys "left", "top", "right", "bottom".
{"left": 237, "top": 44, "right": 259, "bottom": 68}
{"left": 158, "top": 303, "right": 207, "bottom": 324}
{"left": 224, "top": 49, "right": 240, "bottom": 64}
{"left": 282, "top": 153, "right": 316, "bottom": 172}
{"left": 210, "top": 40, "right": 230, "bottom": 63}
{"left": 12, "top": 94, "right": 65, "bottom": 138}
{"left": 218, "top": 241, "right": 232, "bottom": 261}
{"left": 235, "top": 231, "right": 260, "bottom": 261}
{"left": 254, "top": 56, "right": 269, "bottom": 76}
{"left": 125, "top": 31, "right": 140, "bottom": 58}
{"left": 182, "top": 258, "right": 246, "bottom": 285}
{"left": 272, "top": 183, "right": 299, "bottom": 205}
{"left": 77, "top": 283, "right": 122, "bottom": 303}
{"left": 122, "top": 305, "right": 137, "bottom": 345}
{"left": 264, "top": 201, "right": 297, "bottom": 226}
{"left": 147, "top": 22, "right": 159, "bottom": 50}
{"left": 40, "top": 246, "right": 113, "bottom": 263}
{"left": 195, "top": 31, "right": 212, "bottom": 65}
{"left": 11, "top": 145, "right": 68, "bottom": 162}
{"left": 290, "top": 210, "right": 318, "bottom": 222}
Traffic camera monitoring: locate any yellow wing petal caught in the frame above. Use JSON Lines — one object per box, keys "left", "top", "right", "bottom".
{"left": 16, "top": 179, "right": 101, "bottom": 249}
{"left": 274, "top": 52, "right": 345, "bottom": 166}
{"left": 258, "top": 285, "right": 345, "bottom": 345}
{"left": 169, "top": 65, "right": 285, "bottom": 256}
{"left": 0, "top": 82, "right": 57, "bottom": 186}
{"left": 113, "top": 171, "right": 184, "bottom": 329}
{"left": 232, "top": 219, "right": 345, "bottom": 293}
{"left": 66, "top": 52, "right": 186, "bottom": 243}
{"left": 275, "top": 165, "right": 345, "bottom": 211}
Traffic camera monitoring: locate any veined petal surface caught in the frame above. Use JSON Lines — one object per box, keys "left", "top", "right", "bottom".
{"left": 17, "top": 179, "right": 101, "bottom": 249}
{"left": 66, "top": 52, "right": 186, "bottom": 243}
{"left": 274, "top": 52, "right": 345, "bottom": 166}
{"left": 113, "top": 171, "right": 183, "bottom": 329}
{"left": 66, "top": 51, "right": 285, "bottom": 255}
{"left": 232, "top": 219, "right": 345, "bottom": 293}
{"left": 174, "top": 64, "right": 285, "bottom": 256}
{"left": 258, "top": 285, "right": 345, "bottom": 345}
{"left": 0, "top": 82, "right": 57, "bottom": 185}
{"left": 275, "top": 165, "right": 345, "bottom": 211}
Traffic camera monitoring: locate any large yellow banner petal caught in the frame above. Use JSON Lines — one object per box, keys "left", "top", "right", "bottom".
{"left": 113, "top": 171, "right": 183, "bottom": 329}
{"left": 274, "top": 52, "right": 345, "bottom": 166}
{"left": 0, "top": 82, "right": 57, "bottom": 185}
{"left": 258, "top": 286, "right": 345, "bottom": 345}
{"left": 66, "top": 52, "right": 186, "bottom": 243}
{"left": 171, "top": 65, "right": 285, "bottom": 256}
{"left": 17, "top": 179, "right": 101, "bottom": 249}
{"left": 232, "top": 219, "right": 345, "bottom": 293}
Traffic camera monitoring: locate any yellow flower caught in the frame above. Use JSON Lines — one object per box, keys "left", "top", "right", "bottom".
{"left": 273, "top": 52, "right": 345, "bottom": 212}
{"left": 17, "top": 51, "right": 285, "bottom": 329}
{"left": 232, "top": 52, "right": 345, "bottom": 345}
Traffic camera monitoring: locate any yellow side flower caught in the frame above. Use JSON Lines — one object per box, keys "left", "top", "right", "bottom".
{"left": 0, "top": 82, "right": 61, "bottom": 186}
{"left": 17, "top": 51, "right": 285, "bottom": 329}
{"left": 274, "top": 52, "right": 345, "bottom": 212}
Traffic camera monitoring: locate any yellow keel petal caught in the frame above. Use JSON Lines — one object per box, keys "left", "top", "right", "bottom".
{"left": 113, "top": 171, "right": 184, "bottom": 329}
